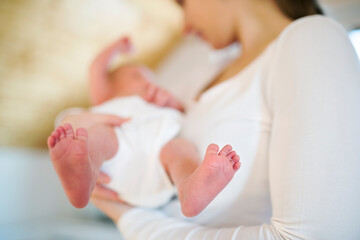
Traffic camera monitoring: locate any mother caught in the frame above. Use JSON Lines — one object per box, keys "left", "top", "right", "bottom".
{"left": 91, "top": 0, "right": 360, "bottom": 239}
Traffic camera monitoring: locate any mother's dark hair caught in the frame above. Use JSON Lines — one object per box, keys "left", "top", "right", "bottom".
{"left": 274, "top": 0, "right": 323, "bottom": 20}
{"left": 174, "top": 0, "right": 323, "bottom": 20}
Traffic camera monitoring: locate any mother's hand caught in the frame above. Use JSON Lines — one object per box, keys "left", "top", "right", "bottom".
{"left": 92, "top": 172, "right": 121, "bottom": 201}
{"left": 91, "top": 172, "right": 133, "bottom": 222}
{"left": 61, "top": 113, "right": 130, "bottom": 130}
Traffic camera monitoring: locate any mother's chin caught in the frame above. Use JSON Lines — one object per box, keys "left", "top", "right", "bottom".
{"left": 203, "top": 35, "right": 237, "bottom": 50}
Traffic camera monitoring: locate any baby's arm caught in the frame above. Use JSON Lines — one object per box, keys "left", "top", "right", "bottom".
{"left": 145, "top": 84, "right": 185, "bottom": 112}
{"left": 89, "top": 37, "right": 132, "bottom": 105}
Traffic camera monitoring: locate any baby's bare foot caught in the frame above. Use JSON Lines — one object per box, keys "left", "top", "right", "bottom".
{"left": 48, "top": 123, "right": 96, "bottom": 208}
{"left": 179, "top": 144, "right": 240, "bottom": 217}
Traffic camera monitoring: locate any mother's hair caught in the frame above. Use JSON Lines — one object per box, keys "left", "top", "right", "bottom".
{"left": 174, "top": 0, "right": 324, "bottom": 23}
{"left": 274, "top": 0, "right": 323, "bottom": 20}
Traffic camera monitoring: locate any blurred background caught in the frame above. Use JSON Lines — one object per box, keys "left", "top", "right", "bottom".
{"left": 0, "top": 0, "right": 359, "bottom": 239}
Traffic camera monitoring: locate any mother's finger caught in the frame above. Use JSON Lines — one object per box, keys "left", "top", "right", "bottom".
{"left": 93, "top": 114, "right": 130, "bottom": 126}
{"left": 97, "top": 171, "right": 111, "bottom": 184}
{"left": 92, "top": 183, "right": 119, "bottom": 202}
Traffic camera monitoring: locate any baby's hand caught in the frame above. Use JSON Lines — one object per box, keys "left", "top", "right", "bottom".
{"left": 145, "top": 84, "right": 185, "bottom": 112}
{"left": 115, "top": 36, "right": 134, "bottom": 53}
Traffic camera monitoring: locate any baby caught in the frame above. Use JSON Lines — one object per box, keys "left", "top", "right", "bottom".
{"left": 47, "top": 38, "right": 241, "bottom": 217}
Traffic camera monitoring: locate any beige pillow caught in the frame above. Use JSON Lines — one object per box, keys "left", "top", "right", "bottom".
{"left": 0, "top": 0, "right": 182, "bottom": 148}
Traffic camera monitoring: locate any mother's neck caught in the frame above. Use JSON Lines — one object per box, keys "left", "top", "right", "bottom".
{"left": 231, "top": 0, "right": 292, "bottom": 59}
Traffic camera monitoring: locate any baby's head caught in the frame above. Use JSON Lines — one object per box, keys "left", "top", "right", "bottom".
{"left": 109, "top": 64, "right": 155, "bottom": 99}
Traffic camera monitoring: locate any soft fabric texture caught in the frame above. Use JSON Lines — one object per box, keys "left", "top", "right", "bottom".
{"left": 94, "top": 96, "right": 183, "bottom": 207}
{"left": 116, "top": 16, "right": 360, "bottom": 240}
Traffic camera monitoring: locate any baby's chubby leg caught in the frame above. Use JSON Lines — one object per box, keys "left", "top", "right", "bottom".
{"left": 160, "top": 138, "right": 201, "bottom": 185}
{"left": 160, "top": 139, "right": 240, "bottom": 217}
{"left": 48, "top": 113, "right": 122, "bottom": 208}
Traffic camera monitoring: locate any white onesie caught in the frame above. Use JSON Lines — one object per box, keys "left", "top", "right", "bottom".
{"left": 56, "top": 95, "right": 183, "bottom": 208}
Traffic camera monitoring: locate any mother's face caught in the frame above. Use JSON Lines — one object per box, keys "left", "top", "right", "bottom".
{"left": 176, "top": 0, "right": 236, "bottom": 49}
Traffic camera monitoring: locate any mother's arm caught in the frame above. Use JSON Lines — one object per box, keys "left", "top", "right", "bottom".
{"left": 93, "top": 19, "right": 360, "bottom": 239}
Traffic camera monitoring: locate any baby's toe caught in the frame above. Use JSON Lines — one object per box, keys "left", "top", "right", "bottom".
{"left": 51, "top": 129, "right": 59, "bottom": 144}
{"left": 57, "top": 126, "right": 66, "bottom": 141}
{"left": 232, "top": 155, "right": 240, "bottom": 163}
{"left": 233, "top": 161, "right": 241, "bottom": 171}
{"left": 47, "top": 136, "right": 55, "bottom": 148}
{"left": 219, "top": 144, "right": 232, "bottom": 157}
{"left": 63, "top": 123, "right": 75, "bottom": 139}
{"left": 206, "top": 144, "right": 220, "bottom": 156}
{"left": 227, "top": 151, "right": 236, "bottom": 160}
{"left": 76, "top": 128, "right": 88, "bottom": 141}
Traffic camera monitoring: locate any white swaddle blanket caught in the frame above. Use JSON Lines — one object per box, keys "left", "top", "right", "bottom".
{"left": 56, "top": 95, "right": 183, "bottom": 208}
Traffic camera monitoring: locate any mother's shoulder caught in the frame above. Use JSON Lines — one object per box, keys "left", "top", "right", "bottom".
{"left": 277, "top": 15, "right": 348, "bottom": 45}
{"left": 268, "top": 14, "right": 352, "bottom": 64}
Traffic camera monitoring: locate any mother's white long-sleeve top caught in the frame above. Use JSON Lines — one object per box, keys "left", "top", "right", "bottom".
{"left": 116, "top": 16, "right": 360, "bottom": 240}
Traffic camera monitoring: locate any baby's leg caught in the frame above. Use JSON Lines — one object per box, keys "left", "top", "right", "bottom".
{"left": 161, "top": 139, "right": 240, "bottom": 217}
{"left": 47, "top": 115, "right": 118, "bottom": 208}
